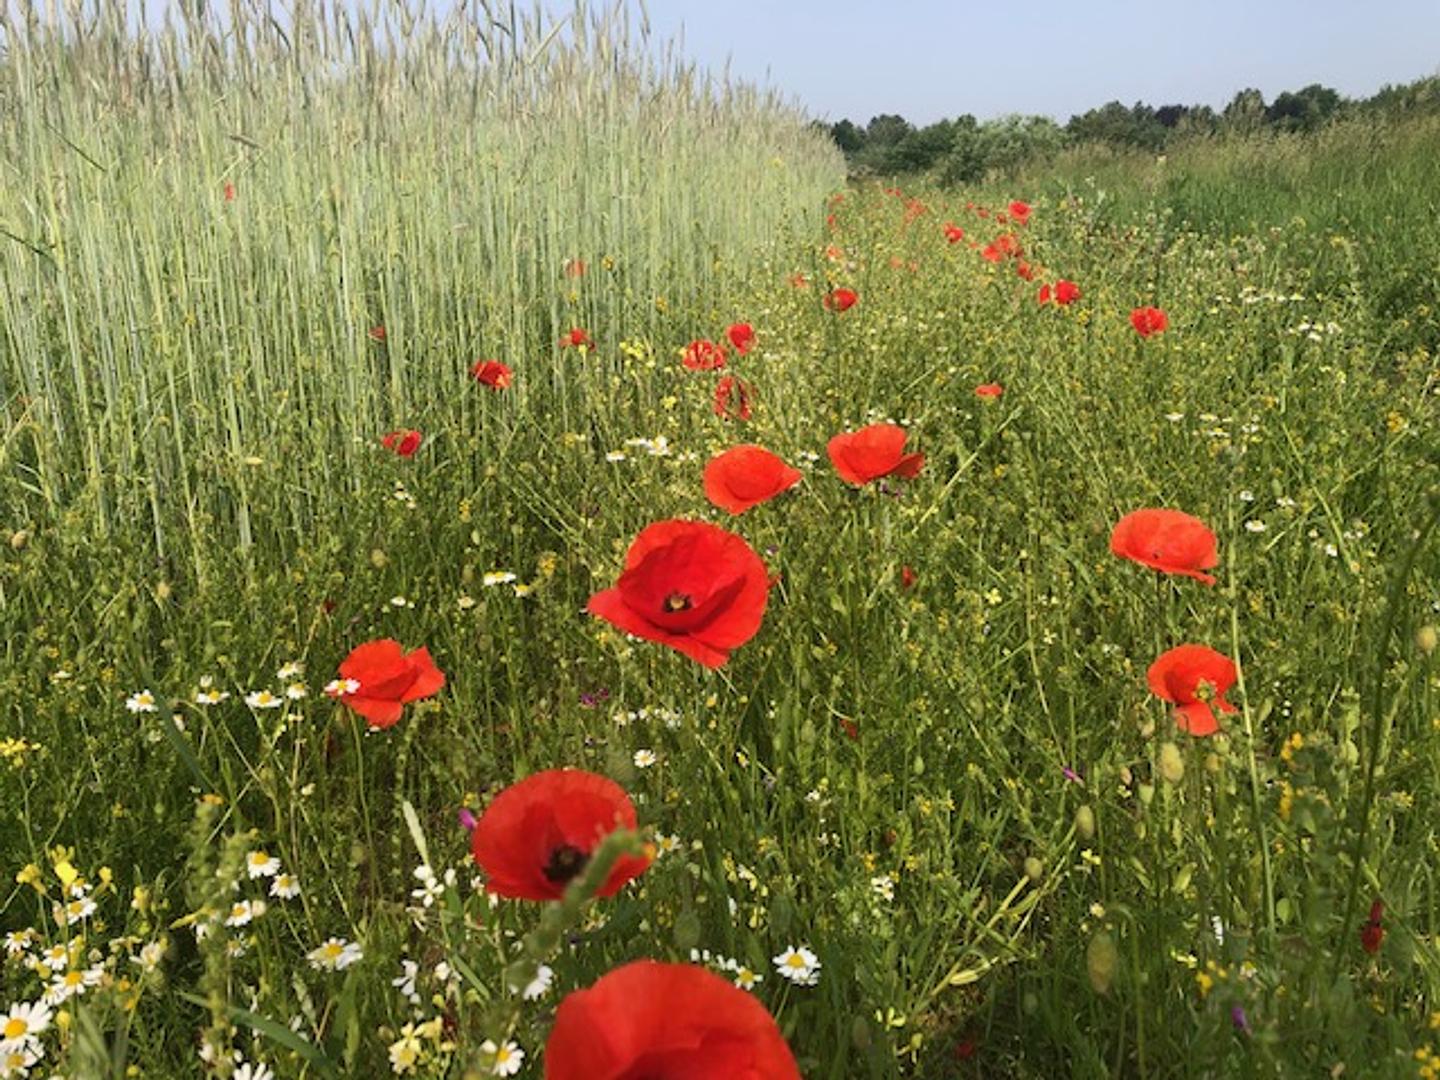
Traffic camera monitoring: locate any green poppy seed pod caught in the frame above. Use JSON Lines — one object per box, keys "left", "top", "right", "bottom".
{"left": 369, "top": 548, "right": 388, "bottom": 569}
{"left": 1119, "top": 765, "right": 1133, "bottom": 787}
{"left": 9, "top": 529, "right": 29, "bottom": 550}
{"left": 1139, "top": 719, "right": 1155, "bottom": 739}
{"left": 1418, "top": 625, "right": 1437, "bottom": 656}
{"left": 1205, "top": 753, "right": 1221, "bottom": 774}
{"left": 1086, "top": 929, "right": 1119, "bottom": 995}
{"left": 1158, "top": 742, "right": 1185, "bottom": 784}
{"left": 1138, "top": 783, "right": 1155, "bottom": 805}
{"left": 1024, "top": 856, "right": 1044, "bottom": 883}
{"left": 1075, "top": 804, "right": 1096, "bottom": 841}
{"left": 1172, "top": 864, "right": 1194, "bottom": 895}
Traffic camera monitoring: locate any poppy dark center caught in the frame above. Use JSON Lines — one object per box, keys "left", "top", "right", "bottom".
{"left": 543, "top": 844, "right": 590, "bottom": 886}
{"left": 663, "top": 592, "right": 693, "bottom": 613}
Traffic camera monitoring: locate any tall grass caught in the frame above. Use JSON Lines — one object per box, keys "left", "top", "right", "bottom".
{"left": 0, "top": 0, "right": 842, "bottom": 577}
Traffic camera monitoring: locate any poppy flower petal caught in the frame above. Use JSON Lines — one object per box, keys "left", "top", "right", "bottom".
{"left": 1175, "top": 701, "right": 1220, "bottom": 737}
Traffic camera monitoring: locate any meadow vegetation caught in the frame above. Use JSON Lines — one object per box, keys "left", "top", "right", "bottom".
{"left": 1, "top": 3, "right": 1438, "bottom": 1078}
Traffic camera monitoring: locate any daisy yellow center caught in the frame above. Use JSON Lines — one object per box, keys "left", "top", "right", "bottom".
{"left": 323, "top": 944, "right": 343, "bottom": 959}
{"left": 64, "top": 971, "right": 84, "bottom": 986}
{"left": 786, "top": 955, "right": 806, "bottom": 969}
{"left": 495, "top": 1047, "right": 513, "bottom": 1063}
{"left": 663, "top": 593, "right": 692, "bottom": 612}
{"left": 4, "top": 1017, "right": 26, "bottom": 1039}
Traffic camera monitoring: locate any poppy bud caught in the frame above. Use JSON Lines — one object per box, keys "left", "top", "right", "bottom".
{"left": 1417, "top": 625, "right": 1437, "bottom": 656}
{"left": 1158, "top": 741, "right": 1185, "bottom": 784}
{"left": 370, "top": 548, "right": 388, "bottom": 569}
{"left": 1023, "top": 856, "right": 1043, "bottom": 883}
{"left": 1075, "top": 805, "right": 1096, "bottom": 840}
{"left": 9, "top": 529, "right": 29, "bottom": 550}
{"left": 1086, "top": 929, "right": 1119, "bottom": 995}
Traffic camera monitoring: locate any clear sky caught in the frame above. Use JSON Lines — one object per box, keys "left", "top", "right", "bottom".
{"left": 628, "top": 0, "right": 1439, "bottom": 125}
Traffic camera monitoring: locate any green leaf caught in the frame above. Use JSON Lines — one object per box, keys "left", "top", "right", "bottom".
{"left": 178, "top": 993, "right": 335, "bottom": 1073}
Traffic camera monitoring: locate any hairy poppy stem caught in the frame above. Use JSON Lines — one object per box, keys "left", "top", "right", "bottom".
{"left": 1332, "top": 495, "right": 1439, "bottom": 983}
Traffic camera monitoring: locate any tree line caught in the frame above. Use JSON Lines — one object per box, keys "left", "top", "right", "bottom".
{"left": 826, "top": 75, "right": 1440, "bottom": 182}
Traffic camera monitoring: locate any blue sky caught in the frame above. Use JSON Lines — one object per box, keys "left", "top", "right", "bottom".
{"left": 627, "top": 0, "right": 1439, "bottom": 125}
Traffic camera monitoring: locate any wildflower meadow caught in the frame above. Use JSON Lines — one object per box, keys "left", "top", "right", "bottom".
{"left": 2, "top": 2, "right": 1439, "bottom": 1077}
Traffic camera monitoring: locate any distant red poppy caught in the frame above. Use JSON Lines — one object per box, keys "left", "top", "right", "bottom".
{"left": 713, "top": 375, "right": 754, "bottom": 421}
{"left": 981, "top": 244, "right": 1003, "bottom": 263}
{"left": 1008, "top": 200, "right": 1032, "bottom": 225}
{"left": 471, "top": 769, "right": 650, "bottom": 901}
{"left": 826, "top": 212, "right": 837, "bottom": 230}
{"left": 903, "top": 197, "right": 928, "bottom": 222}
{"left": 726, "top": 322, "right": 756, "bottom": 355}
{"left": 368, "top": 325, "right": 387, "bottom": 342}
{"left": 703, "top": 446, "right": 801, "bottom": 514}
{"left": 1361, "top": 899, "right": 1385, "bottom": 955}
{"left": 824, "top": 287, "right": 858, "bottom": 312}
{"left": 564, "top": 258, "right": 587, "bottom": 278}
{"left": 825, "top": 244, "right": 844, "bottom": 262}
{"left": 1146, "top": 644, "right": 1237, "bottom": 736}
{"left": 545, "top": 961, "right": 800, "bottom": 1079}
{"left": 471, "top": 360, "right": 513, "bottom": 390}
{"left": 943, "top": 222, "right": 965, "bottom": 243}
{"left": 328, "top": 639, "right": 445, "bottom": 729}
{"left": 1037, "top": 283, "right": 1052, "bottom": 304}
{"left": 561, "top": 328, "right": 594, "bottom": 350}
{"left": 586, "top": 519, "right": 770, "bottom": 668}
{"left": 993, "top": 233, "right": 1022, "bottom": 257}
{"left": 1055, "top": 280, "right": 1081, "bottom": 305}
{"left": 683, "top": 339, "right": 728, "bottom": 371}
{"left": 381, "top": 429, "right": 422, "bottom": 457}
{"left": 901, "top": 565, "right": 917, "bottom": 589}
{"left": 975, "top": 383, "right": 1003, "bottom": 399}
{"left": 827, "top": 423, "right": 924, "bottom": 486}
{"left": 1131, "top": 306, "right": 1169, "bottom": 337}
{"left": 223, "top": 181, "right": 236, "bottom": 202}
{"left": 1110, "top": 508, "right": 1218, "bottom": 584}
{"left": 840, "top": 717, "right": 859, "bottom": 740}
{"left": 789, "top": 273, "right": 810, "bottom": 289}
{"left": 1016, "top": 260, "right": 1036, "bottom": 281}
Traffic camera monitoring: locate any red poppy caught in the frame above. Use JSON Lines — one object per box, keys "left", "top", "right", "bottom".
{"left": 1037, "top": 283, "right": 1052, "bottom": 304}
{"left": 827, "top": 423, "right": 924, "bottom": 486}
{"left": 703, "top": 446, "right": 801, "bottom": 515}
{"left": 725, "top": 322, "right": 756, "bottom": 355}
{"left": 840, "top": 717, "right": 859, "bottom": 740}
{"left": 682, "top": 339, "right": 728, "bottom": 371}
{"left": 223, "top": 181, "right": 236, "bottom": 202}
{"left": 561, "top": 328, "right": 595, "bottom": 350}
{"left": 368, "top": 325, "right": 387, "bottom": 342}
{"left": 943, "top": 222, "right": 965, "bottom": 243}
{"left": 789, "top": 273, "right": 810, "bottom": 289}
{"left": 545, "top": 961, "right": 800, "bottom": 1079}
{"left": 975, "top": 383, "right": 1003, "bottom": 399}
{"left": 1016, "top": 260, "right": 1036, "bottom": 281}
{"left": 901, "top": 564, "right": 917, "bottom": 589}
{"left": 993, "top": 233, "right": 1022, "bottom": 257}
{"left": 564, "top": 258, "right": 587, "bottom": 278}
{"left": 1130, "top": 306, "right": 1169, "bottom": 337}
{"left": 903, "top": 198, "right": 928, "bottom": 222}
{"left": 981, "top": 243, "right": 1003, "bottom": 263}
{"left": 1008, "top": 200, "right": 1032, "bottom": 225}
{"left": 586, "top": 519, "right": 770, "bottom": 668}
{"left": 825, "top": 244, "right": 844, "bottom": 262}
{"left": 1109, "top": 508, "right": 1218, "bottom": 584}
{"left": 713, "top": 375, "right": 754, "bottom": 421}
{"left": 1146, "top": 644, "right": 1237, "bottom": 736}
{"left": 381, "top": 429, "right": 422, "bottom": 457}
{"left": 826, "top": 212, "right": 837, "bottom": 230}
{"left": 1054, "top": 280, "right": 1081, "bottom": 305}
{"left": 824, "top": 287, "right": 858, "bottom": 312}
{"left": 1361, "top": 899, "right": 1385, "bottom": 955}
{"left": 471, "top": 360, "right": 513, "bottom": 390}
{"left": 328, "top": 639, "right": 445, "bottom": 728}
{"left": 471, "top": 769, "right": 650, "bottom": 901}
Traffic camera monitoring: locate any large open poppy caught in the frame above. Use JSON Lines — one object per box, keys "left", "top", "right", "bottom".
{"left": 544, "top": 961, "right": 800, "bottom": 1079}
{"left": 683, "top": 339, "right": 728, "bottom": 371}
{"left": 725, "top": 323, "right": 756, "bottom": 355}
{"left": 703, "top": 446, "right": 801, "bottom": 514}
{"left": 1147, "top": 644, "right": 1237, "bottom": 736}
{"left": 471, "top": 360, "right": 513, "bottom": 389}
{"left": 1008, "top": 200, "right": 1032, "bottom": 225}
{"left": 1130, "top": 307, "right": 1169, "bottom": 337}
{"left": 587, "top": 520, "right": 770, "bottom": 668}
{"left": 823, "top": 287, "right": 857, "bottom": 312}
{"left": 1109, "top": 508, "right": 1217, "bottom": 585}
{"left": 381, "top": 429, "right": 422, "bottom": 457}
{"left": 827, "top": 423, "right": 924, "bottom": 486}
{"left": 471, "top": 769, "right": 650, "bottom": 901}
{"left": 328, "top": 639, "right": 444, "bottom": 728}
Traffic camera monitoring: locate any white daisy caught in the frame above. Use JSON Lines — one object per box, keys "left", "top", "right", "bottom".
{"left": 233, "top": 1060, "right": 275, "bottom": 1080}
{"left": 481, "top": 1039, "right": 524, "bottom": 1077}
{"left": 125, "top": 690, "right": 158, "bottom": 714}
{"left": 392, "top": 960, "right": 420, "bottom": 1004}
{"left": 224, "top": 899, "right": 265, "bottom": 927}
{"left": 285, "top": 682, "right": 308, "bottom": 700}
{"left": 520, "top": 964, "right": 553, "bottom": 1001}
{"left": 870, "top": 874, "right": 896, "bottom": 902}
{"left": 246, "top": 851, "right": 281, "bottom": 878}
{"left": 772, "top": 945, "right": 821, "bottom": 987}
{"left": 324, "top": 678, "right": 360, "bottom": 698}
{"left": 2, "top": 931, "right": 34, "bottom": 958}
{"left": 632, "top": 749, "right": 657, "bottom": 768}
{"left": 0, "top": 998, "right": 52, "bottom": 1050}
{"left": 276, "top": 661, "right": 305, "bottom": 680}
{"left": 42, "top": 964, "right": 102, "bottom": 1005}
{"left": 270, "top": 873, "right": 302, "bottom": 900}
{"left": 195, "top": 687, "right": 230, "bottom": 705}
{"left": 244, "top": 690, "right": 283, "bottom": 709}
{"left": 308, "top": 937, "right": 363, "bottom": 972}
{"left": 482, "top": 571, "right": 517, "bottom": 587}
{"left": 51, "top": 895, "right": 96, "bottom": 927}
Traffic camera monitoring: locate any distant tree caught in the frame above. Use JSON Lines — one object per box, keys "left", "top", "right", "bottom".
{"left": 864, "top": 114, "right": 913, "bottom": 147}
{"left": 1222, "top": 88, "right": 1268, "bottom": 133}
{"left": 1065, "top": 100, "right": 1163, "bottom": 150}
{"left": 938, "top": 114, "right": 1064, "bottom": 184}
{"left": 1267, "top": 84, "right": 1343, "bottom": 132}
{"left": 829, "top": 118, "right": 866, "bottom": 158}
{"left": 1155, "top": 104, "right": 1189, "bottom": 128}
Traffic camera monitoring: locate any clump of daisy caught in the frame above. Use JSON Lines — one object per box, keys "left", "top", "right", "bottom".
{"left": 125, "top": 690, "right": 158, "bottom": 713}
{"left": 244, "top": 689, "right": 283, "bottom": 710}
{"left": 480, "top": 1039, "right": 524, "bottom": 1077}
